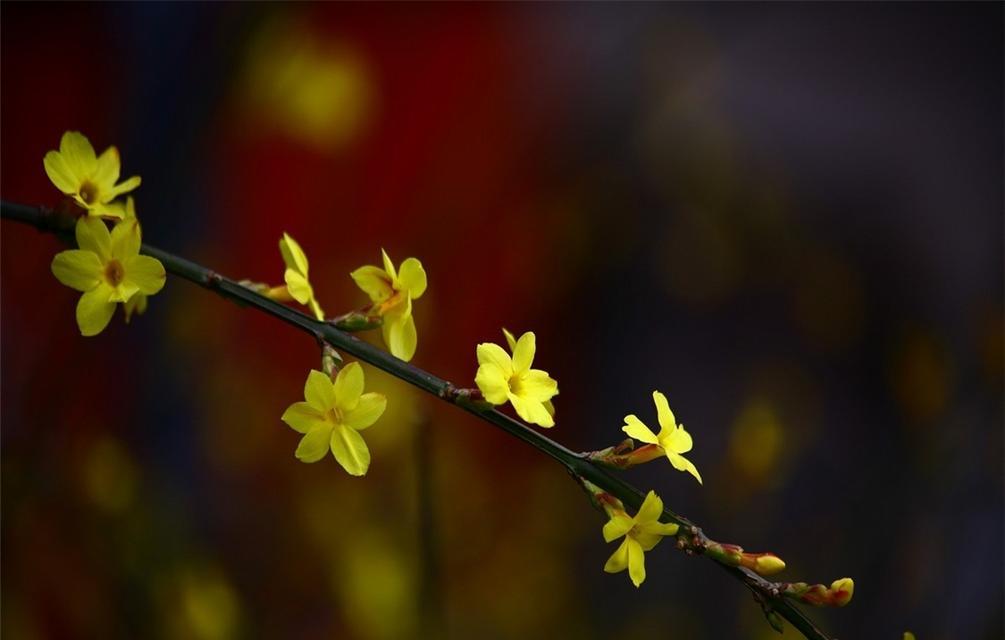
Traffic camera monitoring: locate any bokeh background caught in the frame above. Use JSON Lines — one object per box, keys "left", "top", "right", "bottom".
{"left": 2, "top": 3, "right": 1002, "bottom": 639}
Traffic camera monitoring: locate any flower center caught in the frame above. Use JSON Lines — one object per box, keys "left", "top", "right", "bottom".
{"left": 377, "top": 290, "right": 405, "bottom": 315}
{"left": 79, "top": 181, "right": 99, "bottom": 204}
{"left": 104, "top": 259, "right": 125, "bottom": 287}
{"left": 326, "top": 407, "right": 344, "bottom": 425}
{"left": 508, "top": 373, "right": 525, "bottom": 396}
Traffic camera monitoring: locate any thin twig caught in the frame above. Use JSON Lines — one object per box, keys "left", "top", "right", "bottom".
{"left": 1, "top": 200, "right": 833, "bottom": 640}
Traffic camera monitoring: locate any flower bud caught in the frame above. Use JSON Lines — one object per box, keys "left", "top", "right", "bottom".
{"left": 829, "top": 577, "right": 854, "bottom": 606}
{"left": 753, "top": 553, "right": 786, "bottom": 576}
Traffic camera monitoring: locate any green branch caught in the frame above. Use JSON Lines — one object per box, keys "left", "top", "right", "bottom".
{"left": 1, "top": 200, "right": 833, "bottom": 640}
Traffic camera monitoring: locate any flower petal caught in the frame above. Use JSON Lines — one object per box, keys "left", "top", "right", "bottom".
{"left": 330, "top": 424, "right": 370, "bottom": 476}
{"left": 517, "top": 369, "right": 558, "bottom": 402}
{"left": 384, "top": 312, "right": 417, "bottom": 361}
{"left": 279, "top": 232, "right": 309, "bottom": 275}
{"left": 397, "top": 257, "right": 427, "bottom": 299}
{"left": 511, "top": 331, "right": 536, "bottom": 373}
{"left": 334, "top": 362, "right": 364, "bottom": 411}
{"left": 502, "top": 328, "right": 517, "bottom": 351}
{"left": 349, "top": 265, "right": 393, "bottom": 303}
{"left": 43, "top": 150, "right": 80, "bottom": 194}
{"left": 284, "top": 269, "right": 313, "bottom": 304}
{"left": 381, "top": 248, "right": 397, "bottom": 281}
{"left": 604, "top": 539, "right": 629, "bottom": 573}
{"left": 106, "top": 175, "right": 141, "bottom": 199}
{"left": 508, "top": 393, "right": 554, "bottom": 427}
{"left": 653, "top": 391, "right": 677, "bottom": 433}
{"left": 92, "top": 200, "right": 126, "bottom": 219}
{"left": 640, "top": 520, "right": 680, "bottom": 538}
{"left": 667, "top": 451, "right": 703, "bottom": 485}
{"left": 476, "top": 342, "right": 512, "bottom": 375}
{"left": 304, "top": 369, "right": 336, "bottom": 411}
{"left": 603, "top": 514, "right": 634, "bottom": 542}
{"left": 122, "top": 292, "right": 147, "bottom": 323}
{"left": 51, "top": 250, "right": 102, "bottom": 291}
{"left": 475, "top": 364, "right": 510, "bottom": 405}
{"left": 123, "top": 196, "right": 137, "bottom": 219}
{"left": 684, "top": 458, "right": 703, "bottom": 485}
{"left": 342, "top": 392, "right": 386, "bottom": 430}
{"left": 110, "top": 218, "right": 141, "bottom": 259}
{"left": 633, "top": 531, "right": 663, "bottom": 552}
{"left": 308, "top": 297, "right": 324, "bottom": 321}
{"left": 281, "top": 401, "right": 326, "bottom": 434}
{"left": 662, "top": 424, "right": 693, "bottom": 454}
{"left": 627, "top": 538, "right": 646, "bottom": 587}
{"left": 93, "top": 146, "right": 121, "bottom": 189}
{"left": 295, "top": 426, "right": 333, "bottom": 463}
{"left": 76, "top": 285, "right": 116, "bottom": 336}
{"left": 108, "top": 281, "right": 140, "bottom": 304}
{"left": 75, "top": 217, "right": 111, "bottom": 261}
{"left": 635, "top": 491, "right": 664, "bottom": 526}
{"left": 622, "top": 415, "right": 658, "bottom": 444}
{"left": 386, "top": 290, "right": 412, "bottom": 320}
{"left": 60, "top": 131, "right": 97, "bottom": 175}
{"left": 123, "top": 255, "right": 166, "bottom": 295}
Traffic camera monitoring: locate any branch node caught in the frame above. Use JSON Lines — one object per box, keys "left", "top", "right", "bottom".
{"left": 441, "top": 384, "right": 484, "bottom": 403}
{"left": 205, "top": 271, "right": 223, "bottom": 288}
{"left": 320, "top": 341, "right": 344, "bottom": 377}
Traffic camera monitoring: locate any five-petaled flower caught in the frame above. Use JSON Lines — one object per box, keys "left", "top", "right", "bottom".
{"left": 622, "top": 391, "right": 702, "bottom": 484}
{"left": 279, "top": 232, "right": 324, "bottom": 320}
{"left": 475, "top": 329, "right": 559, "bottom": 427}
{"left": 350, "top": 249, "right": 426, "bottom": 362}
{"left": 281, "top": 363, "right": 387, "bottom": 476}
{"left": 51, "top": 217, "right": 166, "bottom": 336}
{"left": 43, "top": 131, "right": 141, "bottom": 218}
{"left": 603, "top": 490, "right": 679, "bottom": 587}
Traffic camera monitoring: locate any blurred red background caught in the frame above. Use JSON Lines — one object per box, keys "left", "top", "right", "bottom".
{"left": 2, "top": 3, "right": 1002, "bottom": 639}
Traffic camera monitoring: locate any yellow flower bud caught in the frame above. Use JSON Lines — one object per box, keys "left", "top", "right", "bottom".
{"left": 753, "top": 553, "right": 786, "bottom": 575}
{"left": 829, "top": 577, "right": 854, "bottom": 606}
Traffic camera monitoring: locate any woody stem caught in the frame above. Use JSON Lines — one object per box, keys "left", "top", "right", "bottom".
{"left": 1, "top": 200, "right": 832, "bottom": 640}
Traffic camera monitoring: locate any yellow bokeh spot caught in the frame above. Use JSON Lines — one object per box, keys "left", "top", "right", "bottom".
{"left": 728, "top": 400, "right": 784, "bottom": 482}
{"left": 890, "top": 330, "right": 953, "bottom": 423}
{"left": 334, "top": 529, "right": 417, "bottom": 639}
{"left": 82, "top": 436, "right": 138, "bottom": 513}
{"left": 242, "top": 19, "right": 373, "bottom": 150}
{"left": 178, "top": 567, "right": 241, "bottom": 640}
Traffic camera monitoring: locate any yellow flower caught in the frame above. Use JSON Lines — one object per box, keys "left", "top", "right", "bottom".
{"left": 350, "top": 249, "right": 426, "bottom": 361}
{"left": 475, "top": 329, "right": 559, "bottom": 427}
{"left": 602, "top": 490, "right": 679, "bottom": 587}
{"left": 622, "top": 391, "right": 702, "bottom": 484}
{"left": 279, "top": 232, "right": 324, "bottom": 320}
{"left": 43, "top": 131, "right": 141, "bottom": 218}
{"left": 280, "top": 363, "right": 387, "bottom": 476}
{"left": 503, "top": 328, "right": 556, "bottom": 418}
{"left": 51, "top": 217, "right": 166, "bottom": 336}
